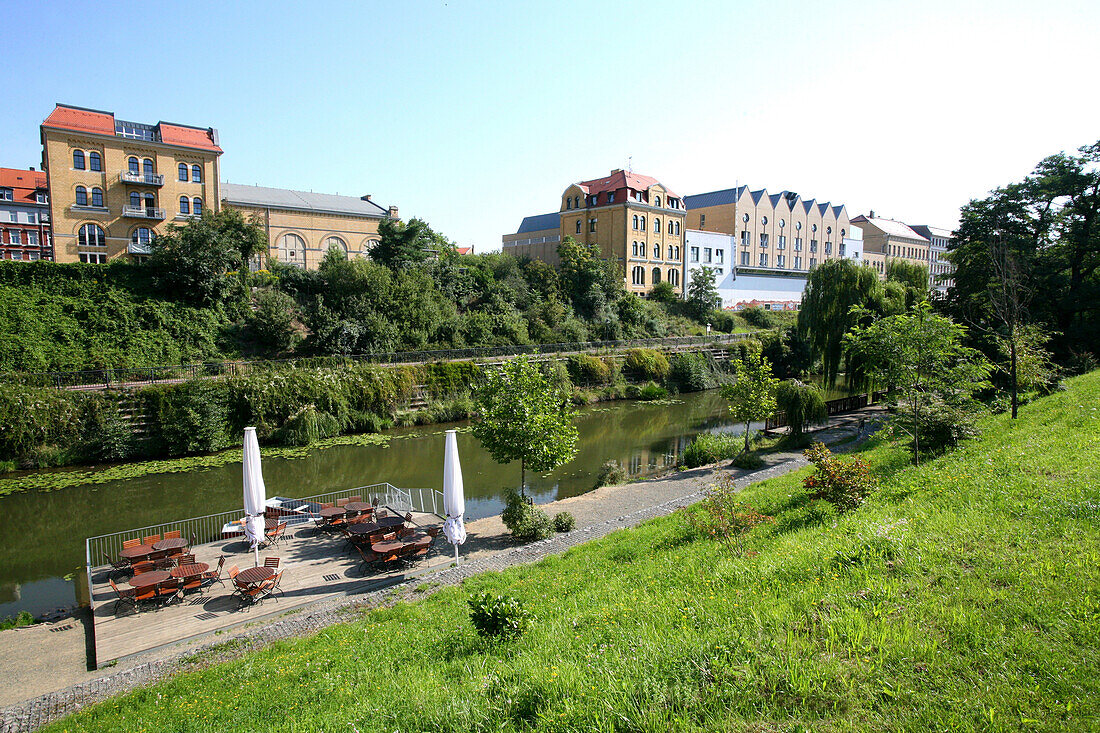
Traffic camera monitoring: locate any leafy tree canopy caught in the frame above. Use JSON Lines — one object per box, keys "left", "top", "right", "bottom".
{"left": 720, "top": 348, "right": 779, "bottom": 453}
{"left": 370, "top": 217, "right": 453, "bottom": 270}
{"left": 685, "top": 266, "right": 721, "bottom": 322}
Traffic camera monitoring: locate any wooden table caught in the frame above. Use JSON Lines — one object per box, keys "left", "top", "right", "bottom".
{"left": 152, "top": 538, "right": 188, "bottom": 552}
{"left": 344, "top": 502, "right": 374, "bottom": 514}
{"left": 236, "top": 566, "right": 274, "bottom": 586}
{"left": 319, "top": 507, "right": 347, "bottom": 519}
{"left": 347, "top": 523, "right": 385, "bottom": 536}
{"left": 119, "top": 545, "right": 154, "bottom": 561}
{"left": 128, "top": 570, "right": 171, "bottom": 589}
{"left": 171, "top": 563, "right": 209, "bottom": 579}
{"left": 371, "top": 539, "right": 404, "bottom": 557}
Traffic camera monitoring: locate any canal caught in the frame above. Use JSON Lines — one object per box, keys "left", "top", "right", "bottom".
{"left": 0, "top": 389, "right": 751, "bottom": 620}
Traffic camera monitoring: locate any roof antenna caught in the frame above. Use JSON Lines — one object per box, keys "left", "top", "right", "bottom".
{"left": 628, "top": 155, "right": 633, "bottom": 173}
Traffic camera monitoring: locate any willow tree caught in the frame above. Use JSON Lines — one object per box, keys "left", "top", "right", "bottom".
{"left": 797, "top": 259, "right": 884, "bottom": 388}
{"left": 775, "top": 379, "right": 827, "bottom": 437}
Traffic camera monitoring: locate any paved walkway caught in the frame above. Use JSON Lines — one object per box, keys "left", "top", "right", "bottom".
{"left": 0, "top": 408, "right": 880, "bottom": 733}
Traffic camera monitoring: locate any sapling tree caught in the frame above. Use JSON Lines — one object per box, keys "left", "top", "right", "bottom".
{"left": 720, "top": 348, "right": 779, "bottom": 454}
{"left": 844, "top": 302, "right": 990, "bottom": 465}
{"left": 472, "top": 357, "right": 578, "bottom": 495}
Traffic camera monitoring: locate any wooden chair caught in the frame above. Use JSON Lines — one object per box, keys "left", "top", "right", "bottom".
{"left": 175, "top": 554, "right": 196, "bottom": 567}
{"left": 425, "top": 525, "right": 442, "bottom": 538}
{"left": 188, "top": 532, "right": 197, "bottom": 550}
{"left": 226, "top": 565, "right": 240, "bottom": 583}
{"left": 101, "top": 552, "right": 131, "bottom": 579}
{"left": 109, "top": 579, "right": 137, "bottom": 614}
{"left": 157, "top": 578, "right": 181, "bottom": 606}
{"left": 320, "top": 502, "right": 334, "bottom": 509}
{"left": 131, "top": 560, "right": 156, "bottom": 575}
{"left": 264, "top": 557, "right": 282, "bottom": 569}
{"left": 265, "top": 522, "right": 288, "bottom": 547}
{"left": 347, "top": 495, "right": 363, "bottom": 503}
{"left": 202, "top": 556, "right": 227, "bottom": 587}
{"left": 163, "top": 530, "right": 181, "bottom": 540}
{"left": 335, "top": 498, "right": 350, "bottom": 508}
{"left": 354, "top": 544, "right": 379, "bottom": 572}
{"left": 122, "top": 538, "right": 141, "bottom": 550}
{"left": 142, "top": 534, "right": 162, "bottom": 546}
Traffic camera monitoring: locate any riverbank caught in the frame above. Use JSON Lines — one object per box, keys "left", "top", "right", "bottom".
{"left": 0, "top": 407, "right": 876, "bottom": 724}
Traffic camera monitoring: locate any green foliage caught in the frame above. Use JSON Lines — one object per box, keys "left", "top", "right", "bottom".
{"left": 594, "top": 460, "right": 626, "bottom": 487}
{"left": 566, "top": 354, "right": 613, "bottom": 385}
{"left": 681, "top": 432, "right": 742, "bottom": 468}
{"left": 467, "top": 592, "right": 534, "bottom": 640}
{"left": 679, "top": 474, "right": 772, "bottom": 552}
{"left": 667, "top": 352, "right": 719, "bottom": 392}
{"left": 720, "top": 349, "right": 779, "bottom": 452}
{"left": 0, "top": 384, "right": 115, "bottom": 467}
{"left": 557, "top": 236, "right": 626, "bottom": 326}
{"left": 142, "top": 381, "right": 232, "bottom": 456}
{"left": 500, "top": 489, "right": 554, "bottom": 541}
{"left": 421, "top": 361, "right": 480, "bottom": 398}
{"left": 552, "top": 511, "right": 576, "bottom": 532}
{"left": 760, "top": 326, "right": 813, "bottom": 379}
{"left": 472, "top": 358, "right": 579, "bottom": 491}
{"left": 903, "top": 397, "right": 982, "bottom": 456}
{"left": 621, "top": 348, "right": 670, "bottom": 382}
{"left": 685, "top": 266, "right": 721, "bottom": 321}
{"left": 248, "top": 289, "right": 297, "bottom": 352}
{"left": 629, "top": 381, "right": 668, "bottom": 400}
{"left": 370, "top": 217, "right": 448, "bottom": 269}
{"left": 885, "top": 259, "right": 930, "bottom": 308}
{"left": 801, "top": 442, "right": 877, "bottom": 513}
{"left": 0, "top": 610, "right": 36, "bottom": 630}
{"left": 270, "top": 404, "right": 341, "bottom": 446}
{"left": 775, "top": 379, "right": 827, "bottom": 436}
{"left": 648, "top": 281, "right": 677, "bottom": 303}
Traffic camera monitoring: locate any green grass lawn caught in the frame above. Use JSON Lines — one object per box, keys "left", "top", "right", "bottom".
{"left": 48, "top": 373, "right": 1100, "bottom": 732}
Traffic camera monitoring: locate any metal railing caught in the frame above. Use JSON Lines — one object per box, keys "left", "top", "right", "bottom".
{"left": 122, "top": 205, "right": 166, "bottom": 219}
{"left": 119, "top": 171, "right": 165, "bottom": 186}
{"left": 17, "top": 332, "right": 765, "bottom": 390}
{"left": 764, "top": 391, "right": 886, "bottom": 430}
{"left": 84, "top": 482, "right": 444, "bottom": 574}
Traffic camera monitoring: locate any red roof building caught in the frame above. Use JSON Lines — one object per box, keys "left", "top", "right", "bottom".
{"left": 0, "top": 167, "right": 52, "bottom": 261}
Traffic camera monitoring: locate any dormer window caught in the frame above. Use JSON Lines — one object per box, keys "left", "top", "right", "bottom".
{"left": 566, "top": 198, "right": 572, "bottom": 210}
{"left": 608, "top": 192, "right": 615, "bottom": 203}
{"left": 655, "top": 196, "right": 661, "bottom": 207}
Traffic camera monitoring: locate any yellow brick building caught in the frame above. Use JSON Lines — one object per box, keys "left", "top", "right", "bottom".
{"left": 221, "top": 184, "right": 398, "bottom": 269}
{"left": 40, "top": 104, "right": 222, "bottom": 263}
{"left": 849, "top": 213, "right": 930, "bottom": 277}
{"left": 502, "top": 170, "right": 686, "bottom": 295}
{"left": 684, "top": 186, "right": 854, "bottom": 272}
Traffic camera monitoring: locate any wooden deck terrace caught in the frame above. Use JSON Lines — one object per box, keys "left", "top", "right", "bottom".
{"left": 87, "top": 511, "right": 446, "bottom": 667}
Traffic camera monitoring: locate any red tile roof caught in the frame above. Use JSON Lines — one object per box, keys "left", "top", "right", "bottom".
{"left": 455, "top": 246, "right": 473, "bottom": 255}
{"left": 576, "top": 170, "right": 679, "bottom": 199}
{"left": 42, "top": 105, "right": 115, "bottom": 135}
{"left": 159, "top": 123, "right": 222, "bottom": 152}
{"left": 0, "top": 167, "right": 48, "bottom": 196}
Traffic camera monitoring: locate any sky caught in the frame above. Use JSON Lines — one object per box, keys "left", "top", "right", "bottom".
{"left": 3, "top": 0, "right": 1098, "bottom": 251}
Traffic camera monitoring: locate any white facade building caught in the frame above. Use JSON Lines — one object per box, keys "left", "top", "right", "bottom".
{"left": 908, "top": 224, "right": 954, "bottom": 292}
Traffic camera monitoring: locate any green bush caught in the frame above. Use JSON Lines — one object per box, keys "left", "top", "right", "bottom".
{"left": 802, "top": 442, "right": 877, "bottom": 513}
{"left": 627, "top": 381, "right": 668, "bottom": 400}
{"left": 775, "top": 379, "right": 827, "bottom": 436}
{"left": 622, "top": 348, "right": 670, "bottom": 382}
{"left": 668, "top": 352, "right": 719, "bottom": 392}
{"left": 907, "top": 399, "right": 982, "bottom": 456}
{"left": 141, "top": 381, "right": 232, "bottom": 456}
{"left": 566, "top": 354, "right": 613, "bottom": 385}
{"left": 501, "top": 489, "right": 554, "bottom": 541}
{"left": 594, "top": 459, "right": 626, "bottom": 488}
{"left": 467, "top": 592, "right": 534, "bottom": 640}
{"left": 0, "top": 610, "right": 36, "bottom": 631}
{"left": 271, "top": 404, "right": 341, "bottom": 446}
{"left": 682, "top": 432, "right": 742, "bottom": 468}
{"left": 678, "top": 475, "right": 772, "bottom": 552}
{"left": 248, "top": 289, "right": 297, "bottom": 352}
{"left": 552, "top": 511, "right": 576, "bottom": 532}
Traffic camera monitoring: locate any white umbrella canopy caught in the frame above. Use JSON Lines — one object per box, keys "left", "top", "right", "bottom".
{"left": 242, "top": 427, "right": 267, "bottom": 566}
{"left": 442, "top": 429, "right": 466, "bottom": 562}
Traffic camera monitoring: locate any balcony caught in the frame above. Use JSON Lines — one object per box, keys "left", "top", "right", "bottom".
{"left": 122, "top": 205, "right": 166, "bottom": 220}
{"left": 127, "top": 241, "right": 153, "bottom": 256}
{"left": 70, "top": 204, "right": 109, "bottom": 215}
{"left": 119, "top": 171, "right": 165, "bottom": 186}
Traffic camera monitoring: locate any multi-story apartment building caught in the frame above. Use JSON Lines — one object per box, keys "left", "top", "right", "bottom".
{"left": 908, "top": 224, "right": 955, "bottom": 292}
{"left": 40, "top": 104, "right": 222, "bottom": 263}
{"left": 221, "top": 183, "right": 398, "bottom": 269}
{"left": 684, "top": 186, "right": 854, "bottom": 272}
{"left": 0, "top": 168, "right": 51, "bottom": 261}
{"left": 502, "top": 169, "right": 687, "bottom": 295}
{"left": 849, "top": 213, "right": 930, "bottom": 278}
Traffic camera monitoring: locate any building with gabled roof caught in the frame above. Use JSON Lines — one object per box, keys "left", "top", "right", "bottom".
{"left": 40, "top": 103, "right": 223, "bottom": 263}
{"left": 850, "top": 212, "right": 930, "bottom": 278}
{"left": 0, "top": 167, "right": 51, "bottom": 261}
{"left": 503, "top": 169, "right": 686, "bottom": 295}
{"left": 908, "top": 223, "right": 954, "bottom": 291}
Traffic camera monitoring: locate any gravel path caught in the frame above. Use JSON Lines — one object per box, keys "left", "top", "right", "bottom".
{"left": 0, "top": 409, "right": 879, "bottom": 733}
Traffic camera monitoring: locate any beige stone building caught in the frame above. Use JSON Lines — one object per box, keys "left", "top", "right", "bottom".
{"left": 221, "top": 183, "right": 398, "bottom": 269}
{"left": 502, "top": 169, "right": 686, "bottom": 295}
{"left": 684, "top": 186, "right": 854, "bottom": 273}
{"left": 40, "top": 104, "right": 222, "bottom": 263}
{"left": 850, "top": 213, "right": 930, "bottom": 278}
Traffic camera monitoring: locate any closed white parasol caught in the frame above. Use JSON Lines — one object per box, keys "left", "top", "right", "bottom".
{"left": 442, "top": 429, "right": 466, "bottom": 564}
{"left": 242, "top": 427, "right": 267, "bottom": 567}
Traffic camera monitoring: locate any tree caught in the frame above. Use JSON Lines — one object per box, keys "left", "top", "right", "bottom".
{"left": 797, "top": 259, "right": 884, "bottom": 388}
{"left": 885, "top": 260, "right": 930, "bottom": 308}
{"left": 370, "top": 217, "right": 451, "bottom": 270}
{"left": 557, "top": 236, "right": 625, "bottom": 325}
{"left": 775, "top": 379, "right": 826, "bottom": 437}
{"left": 649, "top": 281, "right": 677, "bottom": 303}
{"left": 845, "top": 302, "right": 990, "bottom": 465}
{"left": 147, "top": 208, "right": 267, "bottom": 308}
{"left": 720, "top": 348, "right": 779, "bottom": 453}
{"left": 248, "top": 289, "right": 297, "bottom": 352}
{"left": 472, "top": 357, "right": 579, "bottom": 495}
{"left": 685, "top": 265, "right": 721, "bottom": 322}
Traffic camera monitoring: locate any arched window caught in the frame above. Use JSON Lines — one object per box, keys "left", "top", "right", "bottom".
{"left": 192, "top": 165, "right": 203, "bottom": 183}
{"left": 826, "top": 226, "right": 832, "bottom": 235}
{"left": 178, "top": 163, "right": 188, "bottom": 181}
{"left": 669, "top": 269, "right": 679, "bottom": 287}
{"left": 143, "top": 193, "right": 155, "bottom": 210}
{"left": 326, "top": 236, "right": 348, "bottom": 259}
{"left": 575, "top": 219, "right": 582, "bottom": 234}
{"left": 565, "top": 197, "right": 572, "bottom": 210}
{"left": 632, "top": 214, "right": 639, "bottom": 230}
{"left": 840, "top": 228, "right": 845, "bottom": 237}
{"left": 812, "top": 223, "right": 818, "bottom": 233}
{"left": 653, "top": 244, "right": 661, "bottom": 259}
{"left": 192, "top": 197, "right": 202, "bottom": 215}
{"left": 675, "top": 221, "right": 681, "bottom": 235}
{"left": 653, "top": 217, "right": 660, "bottom": 233}
{"left": 131, "top": 227, "right": 153, "bottom": 246}
{"left": 573, "top": 196, "right": 579, "bottom": 209}
{"left": 743, "top": 213, "right": 750, "bottom": 223}
{"left": 655, "top": 196, "right": 661, "bottom": 207}
{"left": 668, "top": 220, "right": 673, "bottom": 234}
{"left": 128, "top": 157, "right": 139, "bottom": 174}
{"left": 640, "top": 216, "right": 646, "bottom": 231}
{"left": 631, "top": 266, "right": 645, "bottom": 286}
{"left": 362, "top": 238, "right": 379, "bottom": 255}
{"left": 631, "top": 241, "right": 638, "bottom": 257}
{"left": 278, "top": 232, "right": 306, "bottom": 265}
{"left": 78, "top": 223, "right": 105, "bottom": 247}
{"left": 75, "top": 186, "right": 88, "bottom": 206}
{"left": 652, "top": 267, "right": 662, "bottom": 284}
{"left": 179, "top": 196, "right": 190, "bottom": 215}
{"left": 73, "top": 150, "right": 85, "bottom": 170}
{"left": 89, "top": 152, "right": 102, "bottom": 171}
{"left": 143, "top": 159, "right": 154, "bottom": 177}
{"left": 796, "top": 221, "right": 802, "bottom": 230}
{"left": 130, "top": 192, "right": 141, "bottom": 208}
{"left": 91, "top": 187, "right": 103, "bottom": 207}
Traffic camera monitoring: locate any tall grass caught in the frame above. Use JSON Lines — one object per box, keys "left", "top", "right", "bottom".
{"left": 45, "top": 371, "right": 1100, "bottom": 731}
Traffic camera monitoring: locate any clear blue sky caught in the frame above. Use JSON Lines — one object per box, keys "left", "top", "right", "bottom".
{"left": 4, "top": 0, "right": 1098, "bottom": 250}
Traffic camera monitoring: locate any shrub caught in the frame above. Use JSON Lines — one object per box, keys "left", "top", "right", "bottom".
{"left": 501, "top": 489, "right": 554, "bottom": 541}
{"left": 668, "top": 352, "right": 719, "bottom": 392}
{"left": 248, "top": 288, "right": 297, "bottom": 352}
{"left": 566, "top": 354, "right": 613, "bottom": 385}
{"left": 682, "top": 432, "right": 742, "bottom": 468}
{"left": 594, "top": 459, "right": 626, "bottom": 487}
{"left": 628, "top": 381, "right": 668, "bottom": 400}
{"left": 775, "top": 380, "right": 827, "bottom": 436}
{"left": 802, "top": 442, "right": 877, "bottom": 513}
{"left": 142, "top": 381, "right": 231, "bottom": 456}
{"left": 740, "top": 306, "right": 779, "bottom": 329}
{"left": 468, "top": 592, "right": 534, "bottom": 640}
{"left": 906, "top": 399, "right": 982, "bottom": 456}
{"left": 0, "top": 610, "right": 36, "bottom": 631}
{"left": 679, "top": 475, "right": 772, "bottom": 553}
{"left": 271, "top": 404, "right": 341, "bottom": 446}
{"left": 622, "top": 348, "right": 670, "bottom": 382}
{"left": 552, "top": 511, "right": 576, "bottom": 532}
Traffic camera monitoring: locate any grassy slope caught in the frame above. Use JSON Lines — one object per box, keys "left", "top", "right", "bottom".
{"left": 48, "top": 373, "right": 1100, "bottom": 732}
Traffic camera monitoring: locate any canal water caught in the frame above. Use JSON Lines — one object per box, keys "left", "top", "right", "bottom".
{"left": 0, "top": 389, "right": 752, "bottom": 620}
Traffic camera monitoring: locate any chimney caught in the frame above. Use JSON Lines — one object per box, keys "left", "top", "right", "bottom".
{"left": 29, "top": 166, "right": 35, "bottom": 171}
{"left": 361, "top": 194, "right": 372, "bottom": 201}
{"left": 388, "top": 205, "right": 399, "bottom": 219}
{"left": 869, "top": 209, "right": 875, "bottom": 218}
{"left": 611, "top": 168, "right": 622, "bottom": 174}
